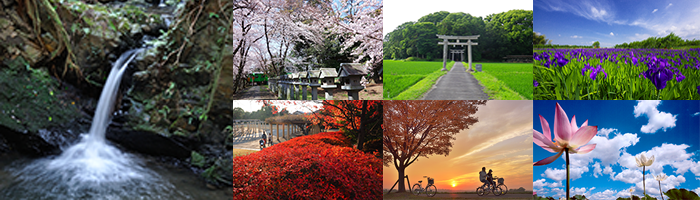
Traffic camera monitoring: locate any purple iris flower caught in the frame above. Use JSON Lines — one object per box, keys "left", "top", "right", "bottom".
{"left": 643, "top": 66, "right": 674, "bottom": 90}
{"left": 676, "top": 73, "right": 685, "bottom": 82}
{"left": 534, "top": 52, "right": 540, "bottom": 61}
{"left": 632, "top": 57, "right": 639, "bottom": 65}
{"left": 554, "top": 52, "right": 569, "bottom": 67}
{"left": 697, "top": 85, "right": 700, "bottom": 95}
{"left": 534, "top": 80, "right": 539, "bottom": 87}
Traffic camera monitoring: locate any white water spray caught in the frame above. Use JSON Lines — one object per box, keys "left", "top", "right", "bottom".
{"left": 3, "top": 49, "right": 180, "bottom": 199}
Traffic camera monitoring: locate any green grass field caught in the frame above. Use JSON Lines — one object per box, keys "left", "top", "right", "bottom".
{"left": 384, "top": 60, "right": 453, "bottom": 99}
{"left": 473, "top": 63, "right": 533, "bottom": 100}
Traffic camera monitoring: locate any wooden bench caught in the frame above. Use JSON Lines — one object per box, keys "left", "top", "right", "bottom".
{"left": 502, "top": 55, "right": 532, "bottom": 63}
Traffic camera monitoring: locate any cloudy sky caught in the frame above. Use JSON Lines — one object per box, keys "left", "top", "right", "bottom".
{"left": 534, "top": 0, "right": 700, "bottom": 47}
{"left": 384, "top": 100, "right": 533, "bottom": 191}
{"left": 384, "top": 0, "right": 533, "bottom": 36}
{"left": 533, "top": 100, "right": 700, "bottom": 199}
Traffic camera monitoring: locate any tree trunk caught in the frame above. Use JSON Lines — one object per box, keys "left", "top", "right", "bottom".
{"left": 397, "top": 165, "right": 406, "bottom": 192}
{"left": 356, "top": 100, "right": 368, "bottom": 150}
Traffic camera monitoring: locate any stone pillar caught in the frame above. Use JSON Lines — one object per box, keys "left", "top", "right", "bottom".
{"left": 468, "top": 40, "right": 473, "bottom": 71}
{"left": 301, "top": 85, "right": 307, "bottom": 100}
{"left": 311, "top": 87, "right": 318, "bottom": 100}
{"left": 347, "top": 91, "right": 359, "bottom": 100}
{"left": 276, "top": 124, "right": 279, "bottom": 140}
{"left": 442, "top": 38, "right": 448, "bottom": 71}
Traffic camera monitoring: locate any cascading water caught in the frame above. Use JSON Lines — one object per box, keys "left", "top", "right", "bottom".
{"left": 1, "top": 49, "right": 183, "bottom": 199}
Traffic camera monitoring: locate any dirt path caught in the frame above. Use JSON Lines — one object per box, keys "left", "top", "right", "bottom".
{"left": 422, "top": 62, "right": 489, "bottom": 100}
{"left": 233, "top": 85, "right": 277, "bottom": 100}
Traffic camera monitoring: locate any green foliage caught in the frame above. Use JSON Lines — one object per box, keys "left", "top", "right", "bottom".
{"left": 573, "top": 194, "right": 589, "bottom": 200}
{"left": 615, "top": 33, "right": 700, "bottom": 49}
{"left": 664, "top": 188, "right": 700, "bottom": 200}
{"left": 190, "top": 151, "right": 206, "bottom": 168}
{"left": 593, "top": 41, "right": 601, "bottom": 48}
{"left": 384, "top": 10, "right": 533, "bottom": 61}
{"left": 534, "top": 31, "right": 551, "bottom": 45}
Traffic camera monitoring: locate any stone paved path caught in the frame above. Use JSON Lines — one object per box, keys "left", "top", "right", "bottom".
{"left": 422, "top": 62, "right": 489, "bottom": 100}
{"left": 234, "top": 85, "right": 277, "bottom": 100}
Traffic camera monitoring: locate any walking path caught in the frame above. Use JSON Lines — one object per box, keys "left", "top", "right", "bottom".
{"left": 230, "top": 127, "right": 299, "bottom": 151}
{"left": 234, "top": 85, "right": 277, "bottom": 100}
{"left": 422, "top": 62, "right": 489, "bottom": 100}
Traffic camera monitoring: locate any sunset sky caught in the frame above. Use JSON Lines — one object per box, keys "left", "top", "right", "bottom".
{"left": 383, "top": 100, "right": 533, "bottom": 191}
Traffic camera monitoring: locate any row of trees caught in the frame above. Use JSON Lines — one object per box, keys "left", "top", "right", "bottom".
{"left": 614, "top": 33, "right": 700, "bottom": 49}
{"left": 232, "top": 0, "right": 383, "bottom": 93}
{"left": 383, "top": 10, "right": 533, "bottom": 61}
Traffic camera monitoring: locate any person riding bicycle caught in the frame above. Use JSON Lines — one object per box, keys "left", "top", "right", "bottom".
{"left": 479, "top": 167, "right": 491, "bottom": 189}
{"left": 487, "top": 169, "right": 495, "bottom": 188}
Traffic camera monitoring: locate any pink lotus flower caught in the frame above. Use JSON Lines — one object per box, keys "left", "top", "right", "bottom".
{"left": 533, "top": 103, "right": 598, "bottom": 166}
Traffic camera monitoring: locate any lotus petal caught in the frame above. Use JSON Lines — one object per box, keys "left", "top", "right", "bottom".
{"left": 534, "top": 150, "right": 564, "bottom": 166}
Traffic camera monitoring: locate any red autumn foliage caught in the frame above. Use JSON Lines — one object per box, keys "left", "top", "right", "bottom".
{"left": 232, "top": 131, "right": 383, "bottom": 200}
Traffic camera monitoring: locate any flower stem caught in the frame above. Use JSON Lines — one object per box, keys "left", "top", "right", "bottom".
{"left": 566, "top": 148, "right": 570, "bottom": 200}
{"left": 643, "top": 166, "right": 646, "bottom": 197}
{"left": 659, "top": 180, "right": 664, "bottom": 200}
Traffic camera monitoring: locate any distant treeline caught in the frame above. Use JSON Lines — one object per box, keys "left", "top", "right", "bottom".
{"left": 534, "top": 44, "right": 594, "bottom": 49}
{"left": 614, "top": 33, "right": 700, "bottom": 49}
{"left": 383, "top": 10, "right": 533, "bottom": 61}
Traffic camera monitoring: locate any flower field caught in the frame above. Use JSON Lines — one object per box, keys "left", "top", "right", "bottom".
{"left": 534, "top": 48, "right": 700, "bottom": 100}
{"left": 232, "top": 131, "right": 382, "bottom": 200}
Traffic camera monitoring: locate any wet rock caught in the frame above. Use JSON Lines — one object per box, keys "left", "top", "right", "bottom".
{"left": 106, "top": 127, "right": 191, "bottom": 158}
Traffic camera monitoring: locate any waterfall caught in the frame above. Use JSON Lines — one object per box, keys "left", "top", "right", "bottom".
{"left": 2, "top": 49, "right": 180, "bottom": 199}
{"left": 88, "top": 49, "right": 140, "bottom": 144}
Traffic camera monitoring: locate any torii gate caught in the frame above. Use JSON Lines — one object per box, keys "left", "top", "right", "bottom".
{"left": 450, "top": 49, "right": 465, "bottom": 61}
{"left": 437, "top": 35, "right": 479, "bottom": 71}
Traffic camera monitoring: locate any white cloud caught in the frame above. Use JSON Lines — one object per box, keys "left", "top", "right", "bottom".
{"left": 597, "top": 128, "right": 617, "bottom": 138}
{"left": 535, "top": 1, "right": 616, "bottom": 24}
{"left": 666, "top": 3, "right": 673, "bottom": 9}
{"left": 633, "top": 101, "right": 677, "bottom": 133}
{"left": 613, "top": 169, "right": 642, "bottom": 183}
{"left": 534, "top": 179, "right": 547, "bottom": 189}
{"left": 571, "top": 35, "right": 583, "bottom": 39}
{"left": 544, "top": 165, "right": 589, "bottom": 181}
{"left": 593, "top": 162, "right": 603, "bottom": 178}
{"left": 652, "top": 9, "right": 658, "bottom": 13}
{"left": 571, "top": 133, "right": 639, "bottom": 166}
{"left": 591, "top": 189, "right": 619, "bottom": 200}
{"left": 693, "top": 112, "right": 699, "bottom": 116}
{"left": 571, "top": 187, "right": 594, "bottom": 197}
{"left": 610, "top": 32, "right": 615, "bottom": 36}
{"left": 694, "top": 187, "right": 700, "bottom": 195}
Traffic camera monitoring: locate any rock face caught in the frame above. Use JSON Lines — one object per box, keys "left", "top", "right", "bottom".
{"left": 0, "top": 0, "right": 235, "bottom": 188}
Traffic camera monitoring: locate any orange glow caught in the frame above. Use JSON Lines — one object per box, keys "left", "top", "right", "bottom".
{"left": 383, "top": 101, "right": 534, "bottom": 192}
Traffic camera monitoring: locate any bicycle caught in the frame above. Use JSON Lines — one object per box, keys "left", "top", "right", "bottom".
{"left": 411, "top": 176, "right": 437, "bottom": 197}
{"left": 494, "top": 176, "right": 508, "bottom": 195}
{"left": 476, "top": 179, "right": 503, "bottom": 196}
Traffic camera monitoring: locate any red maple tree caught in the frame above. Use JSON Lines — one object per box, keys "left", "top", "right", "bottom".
{"left": 308, "top": 100, "right": 382, "bottom": 152}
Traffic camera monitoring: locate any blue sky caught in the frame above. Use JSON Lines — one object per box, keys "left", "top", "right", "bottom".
{"left": 533, "top": 100, "right": 700, "bottom": 199}
{"left": 534, "top": 0, "right": 700, "bottom": 47}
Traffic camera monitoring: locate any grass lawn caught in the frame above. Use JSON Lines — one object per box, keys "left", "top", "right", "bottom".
{"left": 232, "top": 148, "right": 258, "bottom": 157}
{"left": 472, "top": 62, "right": 533, "bottom": 100}
{"left": 384, "top": 60, "right": 454, "bottom": 99}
